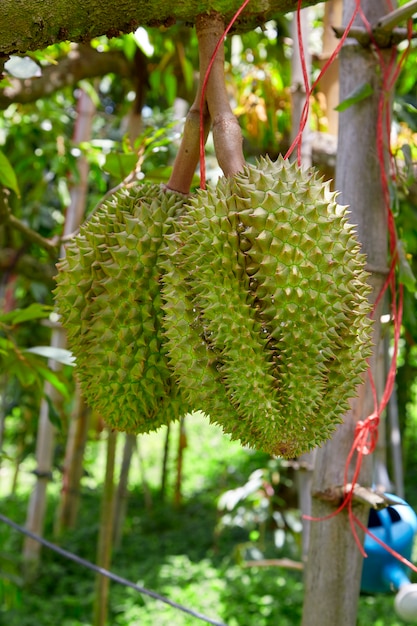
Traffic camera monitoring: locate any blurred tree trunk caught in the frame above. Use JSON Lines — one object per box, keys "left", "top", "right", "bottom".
{"left": 290, "top": 6, "right": 312, "bottom": 167}
{"left": 22, "top": 89, "right": 95, "bottom": 577}
{"left": 55, "top": 384, "right": 90, "bottom": 534}
{"left": 174, "top": 417, "right": 187, "bottom": 507}
{"left": 22, "top": 331, "right": 65, "bottom": 580}
{"left": 301, "top": 1, "right": 393, "bottom": 624}
{"left": 160, "top": 424, "right": 171, "bottom": 501}
{"left": 113, "top": 433, "right": 136, "bottom": 549}
{"left": 93, "top": 429, "right": 118, "bottom": 626}
{"left": 318, "top": 0, "right": 343, "bottom": 137}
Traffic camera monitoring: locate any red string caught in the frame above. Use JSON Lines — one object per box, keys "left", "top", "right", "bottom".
{"left": 198, "top": 0, "right": 252, "bottom": 189}
{"left": 284, "top": 0, "right": 362, "bottom": 163}
{"left": 304, "top": 4, "right": 414, "bottom": 571}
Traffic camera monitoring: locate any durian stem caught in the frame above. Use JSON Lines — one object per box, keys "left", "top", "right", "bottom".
{"left": 166, "top": 11, "right": 245, "bottom": 193}
{"left": 166, "top": 91, "right": 211, "bottom": 194}
{"left": 196, "top": 12, "right": 245, "bottom": 178}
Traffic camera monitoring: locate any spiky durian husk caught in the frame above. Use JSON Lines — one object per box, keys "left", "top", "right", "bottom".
{"left": 162, "top": 156, "right": 373, "bottom": 457}
{"left": 55, "top": 183, "right": 189, "bottom": 433}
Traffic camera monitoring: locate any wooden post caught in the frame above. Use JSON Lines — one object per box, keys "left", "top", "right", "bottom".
{"left": 93, "top": 429, "right": 118, "bottom": 626}
{"left": 55, "top": 384, "right": 90, "bottom": 534}
{"left": 301, "top": 1, "right": 393, "bottom": 625}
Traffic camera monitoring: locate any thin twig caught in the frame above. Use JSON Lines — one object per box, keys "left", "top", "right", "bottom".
{"left": 332, "top": 25, "right": 416, "bottom": 47}
{"left": 313, "top": 484, "right": 403, "bottom": 510}
{"left": 7, "top": 215, "right": 58, "bottom": 257}
{"left": 244, "top": 558, "right": 304, "bottom": 571}
{"left": 0, "top": 187, "right": 58, "bottom": 256}
{"left": 376, "top": 0, "right": 417, "bottom": 32}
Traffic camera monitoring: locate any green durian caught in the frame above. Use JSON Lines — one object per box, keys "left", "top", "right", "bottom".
{"left": 55, "top": 183, "right": 189, "bottom": 433}
{"left": 162, "top": 156, "right": 373, "bottom": 458}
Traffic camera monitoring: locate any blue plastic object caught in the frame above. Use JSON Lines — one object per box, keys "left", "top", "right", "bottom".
{"left": 361, "top": 494, "right": 417, "bottom": 594}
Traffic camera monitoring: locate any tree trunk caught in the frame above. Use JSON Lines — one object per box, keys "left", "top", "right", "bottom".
{"left": 22, "top": 332, "right": 64, "bottom": 581}
{"left": 174, "top": 417, "right": 187, "bottom": 507}
{"left": 318, "top": 0, "right": 343, "bottom": 136}
{"left": 301, "top": 1, "right": 393, "bottom": 625}
{"left": 160, "top": 424, "right": 171, "bottom": 501}
{"left": 93, "top": 429, "right": 118, "bottom": 626}
{"left": 113, "top": 433, "right": 136, "bottom": 549}
{"left": 55, "top": 384, "right": 90, "bottom": 534}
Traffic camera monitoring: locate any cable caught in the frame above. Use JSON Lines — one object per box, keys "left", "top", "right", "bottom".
{"left": 0, "top": 513, "right": 227, "bottom": 626}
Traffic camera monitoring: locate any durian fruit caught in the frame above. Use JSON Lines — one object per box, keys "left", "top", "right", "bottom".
{"left": 54, "top": 183, "right": 190, "bottom": 433}
{"left": 162, "top": 156, "right": 373, "bottom": 458}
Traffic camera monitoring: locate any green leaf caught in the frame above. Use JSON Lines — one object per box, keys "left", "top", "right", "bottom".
{"left": 45, "top": 395, "right": 63, "bottom": 431}
{"left": 77, "top": 80, "right": 101, "bottom": 108}
{"left": 26, "top": 346, "right": 76, "bottom": 366}
{"left": 397, "top": 239, "right": 416, "bottom": 293}
{"left": 0, "top": 150, "right": 20, "bottom": 197}
{"left": 401, "top": 143, "right": 413, "bottom": 172}
{"left": 0, "top": 303, "right": 52, "bottom": 324}
{"left": 102, "top": 152, "right": 138, "bottom": 179}
{"left": 163, "top": 72, "right": 177, "bottom": 107}
{"left": 334, "top": 82, "right": 374, "bottom": 112}
{"left": 36, "top": 365, "right": 70, "bottom": 399}
{"left": 121, "top": 32, "right": 139, "bottom": 62}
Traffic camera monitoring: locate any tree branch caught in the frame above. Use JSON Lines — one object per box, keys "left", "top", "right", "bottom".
{"left": 376, "top": 0, "right": 417, "bottom": 32}
{"left": 0, "top": 249, "right": 55, "bottom": 285}
{"left": 0, "top": 45, "right": 133, "bottom": 110}
{"left": 0, "top": 189, "right": 58, "bottom": 258}
{"left": 332, "top": 25, "right": 417, "bottom": 47}
{"left": 0, "top": 0, "right": 323, "bottom": 56}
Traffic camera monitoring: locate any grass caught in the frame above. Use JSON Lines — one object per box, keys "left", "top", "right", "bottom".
{"left": 0, "top": 412, "right": 416, "bottom": 625}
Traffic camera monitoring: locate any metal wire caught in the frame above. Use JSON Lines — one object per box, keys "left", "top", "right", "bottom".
{"left": 0, "top": 512, "right": 228, "bottom": 626}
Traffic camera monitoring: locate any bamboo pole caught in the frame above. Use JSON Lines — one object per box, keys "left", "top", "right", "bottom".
{"left": 113, "top": 433, "right": 136, "bottom": 549}
{"left": 93, "top": 429, "right": 118, "bottom": 626}
{"left": 55, "top": 384, "right": 90, "bottom": 534}
{"left": 160, "top": 424, "right": 171, "bottom": 502}
{"left": 174, "top": 417, "right": 187, "bottom": 508}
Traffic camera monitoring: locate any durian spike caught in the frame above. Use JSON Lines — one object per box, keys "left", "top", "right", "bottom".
{"left": 196, "top": 12, "right": 245, "bottom": 178}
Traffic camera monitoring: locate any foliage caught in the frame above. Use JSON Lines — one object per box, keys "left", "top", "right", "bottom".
{"left": 217, "top": 458, "right": 302, "bottom": 559}
{"left": 0, "top": 416, "right": 415, "bottom": 625}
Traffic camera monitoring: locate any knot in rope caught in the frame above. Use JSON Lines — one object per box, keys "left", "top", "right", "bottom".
{"left": 354, "top": 412, "right": 380, "bottom": 455}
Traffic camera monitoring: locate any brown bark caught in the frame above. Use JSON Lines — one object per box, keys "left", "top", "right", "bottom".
{"left": 0, "top": 0, "right": 323, "bottom": 56}
{"left": 93, "top": 430, "right": 118, "bottom": 626}
{"left": 55, "top": 385, "right": 90, "bottom": 534}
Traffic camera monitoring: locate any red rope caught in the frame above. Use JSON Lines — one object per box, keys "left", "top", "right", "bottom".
{"left": 305, "top": 4, "right": 413, "bottom": 569}
{"left": 284, "top": 0, "right": 362, "bottom": 163}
